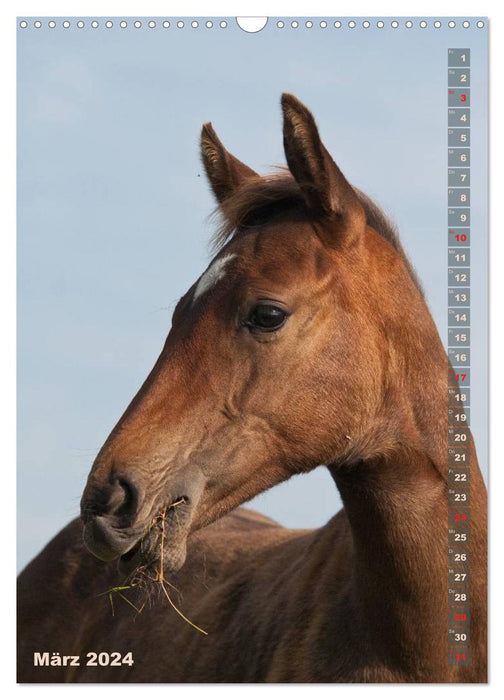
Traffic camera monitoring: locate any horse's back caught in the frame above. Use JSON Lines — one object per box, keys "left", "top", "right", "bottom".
{"left": 18, "top": 507, "right": 352, "bottom": 682}
{"left": 16, "top": 508, "right": 308, "bottom": 682}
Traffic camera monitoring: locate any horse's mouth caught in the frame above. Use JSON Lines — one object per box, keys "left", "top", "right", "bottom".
{"left": 117, "top": 497, "right": 191, "bottom": 578}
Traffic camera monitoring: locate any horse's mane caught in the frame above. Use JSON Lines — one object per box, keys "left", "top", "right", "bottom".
{"left": 211, "top": 171, "right": 422, "bottom": 295}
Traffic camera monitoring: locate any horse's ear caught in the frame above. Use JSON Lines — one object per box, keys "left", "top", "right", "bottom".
{"left": 201, "top": 123, "right": 258, "bottom": 203}
{"left": 281, "top": 94, "right": 365, "bottom": 238}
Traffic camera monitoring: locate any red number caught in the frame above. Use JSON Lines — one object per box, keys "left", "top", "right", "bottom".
{"left": 455, "top": 613, "right": 467, "bottom": 621}
{"left": 455, "top": 513, "right": 467, "bottom": 521}
{"left": 461, "top": 94, "right": 467, "bottom": 102}
{"left": 455, "top": 234, "right": 467, "bottom": 241}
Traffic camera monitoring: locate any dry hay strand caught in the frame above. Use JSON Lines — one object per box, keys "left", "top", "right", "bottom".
{"left": 99, "top": 500, "right": 208, "bottom": 636}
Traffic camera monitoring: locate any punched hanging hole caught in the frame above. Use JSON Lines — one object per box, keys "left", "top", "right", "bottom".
{"left": 236, "top": 17, "right": 268, "bottom": 33}
{"left": 19, "top": 20, "right": 28, "bottom": 28}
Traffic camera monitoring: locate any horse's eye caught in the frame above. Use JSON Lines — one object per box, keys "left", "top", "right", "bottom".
{"left": 244, "top": 304, "right": 289, "bottom": 332}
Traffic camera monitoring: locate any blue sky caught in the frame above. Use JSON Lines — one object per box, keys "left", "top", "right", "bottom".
{"left": 17, "top": 17, "right": 488, "bottom": 570}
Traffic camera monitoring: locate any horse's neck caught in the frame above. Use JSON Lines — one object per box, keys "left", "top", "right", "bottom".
{"left": 328, "top": 438, "right": 487, "bottom": 678}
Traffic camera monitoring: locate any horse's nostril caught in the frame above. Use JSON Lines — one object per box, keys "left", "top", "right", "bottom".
{"left": 80, "top": 474, "right": 139, "bottom": 526}
{"left": 110, "top": 476, "right": 139, "bottom": 521}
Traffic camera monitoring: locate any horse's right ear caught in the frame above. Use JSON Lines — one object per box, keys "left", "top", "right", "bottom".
{"left": 201, "top": 123, "right": 258, "bottom": 203}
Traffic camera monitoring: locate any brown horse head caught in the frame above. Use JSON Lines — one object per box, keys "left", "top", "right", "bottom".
{"left": 80, "top": 94, "right": 432, "bottom": 577}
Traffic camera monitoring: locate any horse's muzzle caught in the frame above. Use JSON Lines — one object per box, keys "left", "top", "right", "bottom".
{"left": 80, "top": 473, "right": 143, "bottom": 561}
{"left": 82, "top": 515, "right": 141, "bottom": 562}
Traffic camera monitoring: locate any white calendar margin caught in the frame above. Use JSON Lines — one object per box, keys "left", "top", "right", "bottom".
{"left": 3, "top": 0, "right": 501, "bottom": 697}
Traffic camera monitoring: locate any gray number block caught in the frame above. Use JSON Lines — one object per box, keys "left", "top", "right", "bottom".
{"left": 448, "top": 148, "right": 471, "bottom": 166}
{"left": 448, "top": 109, "right": 471, "bottom": 127}
{"left": 448, "top": 386, "right": 470, "bottom": 406}
{"left": 449, "top": 488, "right": 470, "bottom": 508}
{"left": 448, "top": 288, "right": 470, "bottom": 306}
{"left": 448, "top": 508, "right": 471, "bottom": 527}
{"left": 448, "top": 129, "right": 471, "bottom": 147}
{"left": 448, "top": 427, "right": 471, "bottom": 445}
{"left": 448, "top": 468, "right": 471, "bottom": 487}
{"left": 448, "top": 629, "right": 470, "bottom": 646}
{"left": 448, "top": 168, "right": 470, "bottom": 186}
{"left": 448, "top": 267, "right": 470, "bottom": 286}
{"left": 448, "top": 208, "right": 470, "bottom": 226}
{"left": 448, "top": 567, "right": 471, "bottom": 588}
{"left": 448, "top": 68, "right": 471, "bottom": 87}
{"left": 448, "top": 405, "right": 471, "bottom": 424}
{"left": 448, "top": 368, "right": 470, "bottom": 388}
{"left": 448, "top": 248, "right": 470, "bottom": 267}
{"left": 448, "top": 348, "right": 470, "bottom": 368}
{"left": 448, "top": 188, "right": 470, "bottom": 206}
{"left": 448, "top": 546, "right": 470, "bottom": 565}
{"left": 448, "top": 609, "right": 470, "bottom": 627}
{"left": 448, "top": 446, "right": 470, "bottom": 465}
{"left": 448, "top": 529, "right": 470, "bottom": 547}
{"left": 448, "top": 307, "right": 470, "bottom": 325}
{"left": 448, "top": 228, "right": 470, "bottom": 246}
{"left": 448, "top": 48, "right": 470, "bottom": 67}
{"left": 448, "top": 328, "right": 471, "bottom": 347}
{"left": 448, "top": 88, "right": 470, "bottom": 107}
{"left": 448, "top": 649, "right": 471, "bottom": 667}
{"left": 449, "top": 588, "right": 470, "bottom": 606}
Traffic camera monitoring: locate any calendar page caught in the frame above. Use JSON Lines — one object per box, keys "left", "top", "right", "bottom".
{"left": 16, "top": 14, "right": 488, "bottom": 683}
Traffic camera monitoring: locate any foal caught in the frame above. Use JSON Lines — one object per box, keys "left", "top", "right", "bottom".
{"left": 17, "top": 94, "right": 487, "bottom": 683}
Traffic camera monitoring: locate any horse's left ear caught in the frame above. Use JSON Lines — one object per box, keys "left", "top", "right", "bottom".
{"left": 201, "top": 122, "right": 258, "bottom": 203}
{"left": 281, "top": 94, "right": 366, "bottom": 242}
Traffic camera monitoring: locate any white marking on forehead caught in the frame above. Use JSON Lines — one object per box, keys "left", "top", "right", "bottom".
{"left": 193, "top": 254, "right": 236, "bottom": 303}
